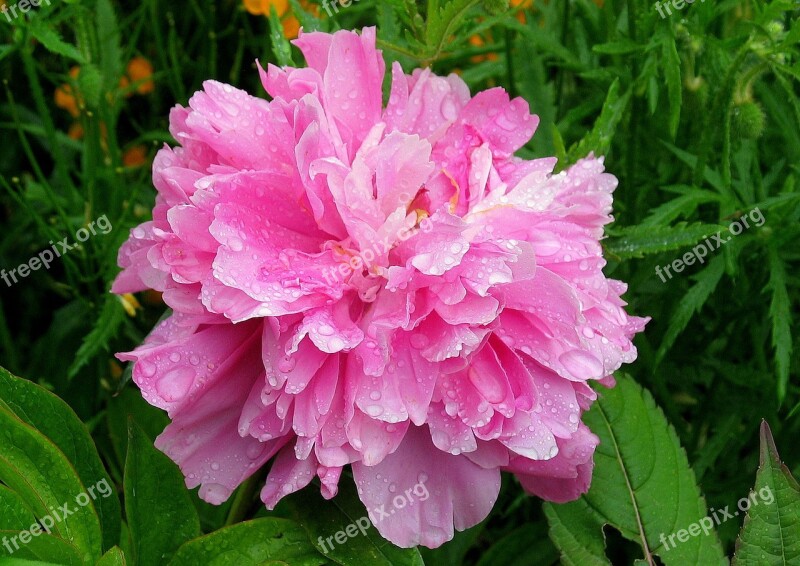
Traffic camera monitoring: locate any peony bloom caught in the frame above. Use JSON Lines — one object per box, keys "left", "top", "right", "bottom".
{"left": 113, "top": 27, "right": 647, "bottom": 548}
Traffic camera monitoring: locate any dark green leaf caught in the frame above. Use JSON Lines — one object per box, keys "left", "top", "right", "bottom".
{"left": 97, "top": 546, "right": 128, "bottom": 566}
{"left": 567, "top": 79, "right": 630, "bottom": 164}
{"left": 733, "top": 421, "right": 800, "bottom": 565}
{"left": 655, "top": 255, "right": 726, "bottom": 365}
{"left": 168, "top": 519, "right": 325, "bottom": 566}
{"left": 68, "top": 295, "right": 126, "bottom": 380}
{"left": 765, "top": 246, "right": 793, "bottom": 402}
{"left": 0, "top": 406, "right": 103, "bottom": 563}
{"left": 269, "top": 5, "right": 294, "bottom": 67}
{"left": 29, "top": 21, "right": 86, "bottom": 63}
{"left": 545, "top": 375, "right": 727, "bottom": 566}
{"left": 0, "top": 530, "right": 86, "bottom": 565}
{"left": 605, "top": 223, "right": 724, "bottom": 260}
{"left": 0, "top": 368, "right": 121, "bottom": 552}
{"left": 124, "top": 422, "right": 201, "bottom": 565}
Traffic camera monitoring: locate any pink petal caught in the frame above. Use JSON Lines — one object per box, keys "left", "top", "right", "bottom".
{"left": 352, "top": 425, "right": 501, "bottom": 548}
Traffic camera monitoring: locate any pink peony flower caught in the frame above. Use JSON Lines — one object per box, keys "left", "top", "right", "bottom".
{"left": 113, "top": 27, "right": 647, "bottom": 548}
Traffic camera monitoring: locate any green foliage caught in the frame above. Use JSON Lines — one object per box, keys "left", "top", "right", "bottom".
{"left": 605, "top": 222, "right": 724, "bottom": 260}
{"left": 168, "top": 520, "right": 325, "bottom": 566}
{"left": 733, "top": 421, "right": 800, "bottom": 565}
{"left": 545, "top": 375, "right": 726, "bottom": 566}
{"left": 0, "top": 387, "right": 104, "bottom": 563}
{"left": 124, "top": 423, "right": 201, "bottom": 565}
{"left": 0, "top": 368, "right": 121, "bottom": 552}
{"left": 0, "top": 0, "right": 798, "bottom": 564}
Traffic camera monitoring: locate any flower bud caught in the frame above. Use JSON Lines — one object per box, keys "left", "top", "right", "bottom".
{"left": 732, "top": 101, "right": 765, "bottom": 141}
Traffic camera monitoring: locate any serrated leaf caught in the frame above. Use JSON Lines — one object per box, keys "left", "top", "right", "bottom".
{"left": 640, "top": 189, "right": 721, "bottom": 227}
{"left": 424, "top": 0, "right": 482, "bottom": 61}
{"left": 766, "top": 246, "right": 793, "bottom": 402}
{"left": 567, "top": 79, "right": 630, "bottom": 164}
{"left": 269, "top": 4, "right": 294, "bottom": 67}
{"left": 0, "top": 368, "right": 121, "bottom": 552}
{"left": 96, "top": 0, "right": 124, "bottom": 92}
{"left": 661, "top": 29, "right": 682, "bottom": 139}
{"left": 592, "top": 39, "right": 645, "bottom": 55}
{"left": 544, "top": 498, "right": 610, "bottom": 566}
{"left": 283, "top": 478, "right": 425, "bottom": 566}
{"left": 288, "top": 0, "right": 323, "bottom": 32}
{"left": 0, "top": 405, "right": 103, "bottom": 563}
{"left": 605, "top": 222, "right": 724, "bottom": 260}
{"left": 29, "top": 22, "right": 86, "bottom": 63}
{"left": 655, "top": 255, "right": 726, "bottom": 365}
{"left": 124, "top": 422, "right": 201, "bottom": 566}
{"left": 168, "top": 519, "right": 325, "bottom": 566}
{"left": 544, "top": 375, "right": 727, "bottom": 566}
{"left": 659, "top": 141, "right": 726, "bottom": 192}
{"left": 68, "top": 295, "right": 126, "bottom": 380}
{"left": 733, "top": 422, "right": 800, "bottom": 565}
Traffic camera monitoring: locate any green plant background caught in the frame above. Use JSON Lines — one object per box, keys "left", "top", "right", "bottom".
{"left": 0, "top": 0, "right": 798, "bottom": 564}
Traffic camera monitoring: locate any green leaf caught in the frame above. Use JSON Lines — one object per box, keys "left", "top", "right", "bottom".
{"left": 106, "top": 387, "right": 170, "bottom": 474}
{"left": 424, "top": 0, "right": 482, "bottom": 61}
{"left": 765, "top": 246, "right": 793, "bottom": 402}
{"left": 0, "top": 530, "right": 86, "bottom": 565}
{"left": 0, "top": 485, "right": 35, "bottom": 531}
{"left": 28, "top": 21, "right": 86, "bottom": 63}
{"left": 97, "top": 547, "right": 128, "bottom": 566}
{"left": 544, "top": 375, "right": 727, "bottom": 566}
{"left": 68, "top": 296, "right": 126, "bottom": 380}
{"left": 0, "top": 406, "right": 103, "bottom": 563}
{"left": 655, "top": 255, "right": 726, "bottom": 365}
{"left": 168, "top": 519, "right": 325, "bottom": 566}
{"left": 0, "top": 368, "right": 121, "bottom": 552}
{"left": 659, "top": 142, "right": 726, "bottom": 193}
{"left": 605, "top": 222, "right": 724, "bottom": 260}
{"left": 124, "top": 422, "right": 201, "bottom": 566}
{"left": 545, "top": 498, "right": 610, "bottom": 566}
{"left": 283, "top": 478, "right": 425, "bottom": 566}
{"left": 95, "top": 0, "right": 124, "bottom": 92}
{"left": 592, "top": 39, "right": 645, "bottom": 55}
{"left": 660, "top": 29, "right": 682, "bottom": 139}
{"left": 567, "top": 79, "right": 631, "bottom": 164}
{"left": 288, "top": 0, "right": 323, "bottom": 32}
{"left": 268, "top": 4, "right": 294, "bottom": 67}
{"left": 640, "top": 189, "right": 721, "bottom": 227}
{"left": 733, "top": 421, "right": 800, "bottom": 565}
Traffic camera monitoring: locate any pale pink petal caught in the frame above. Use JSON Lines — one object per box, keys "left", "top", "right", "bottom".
{"left": 352, "top": 425, "right": 501, "bottom": 548}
